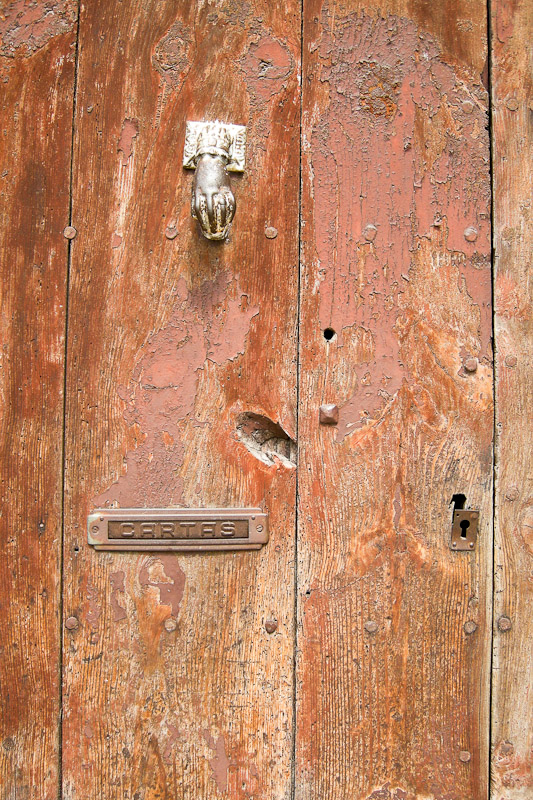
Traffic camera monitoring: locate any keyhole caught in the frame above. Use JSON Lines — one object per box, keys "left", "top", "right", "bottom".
{"left": 460, "top": 519, "right": 470, "bottom": 539}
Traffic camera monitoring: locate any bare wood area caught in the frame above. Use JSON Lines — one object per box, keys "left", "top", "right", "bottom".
{"left": 0, "top": 1, "right": 77, "bottom": 797}
{"left": 296, "top": 1, "right": 493, "bottom": 797}
{"left": 61, "top": 2, "right": 300, "bottom": 797}
{"left": 491, "top": 0, "right": 533, "bottom": 796}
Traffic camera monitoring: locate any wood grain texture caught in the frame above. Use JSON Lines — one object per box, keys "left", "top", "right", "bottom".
{"left": 296, "top": 1, "right": 493, "bottom": 797}
{"left": 490, "top": 0, "right": 533, "bottom": 796}
{"left": 61, "top": 1, "right": 300, "bottom": 797}
{"left": 0, "top": 1, "right": 77, "bottom": 797}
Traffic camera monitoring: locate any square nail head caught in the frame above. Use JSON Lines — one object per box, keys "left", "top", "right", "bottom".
{"left": 319, "top": 404, "right": 339, "bottom": 425}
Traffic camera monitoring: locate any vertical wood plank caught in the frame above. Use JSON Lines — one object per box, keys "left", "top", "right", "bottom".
{"left": 491, "top": 0, "right": 533, "bottom": 795}
{"left": 296, "top": 1, "right": 493, "bottom": 797}
{"left": 0, "top": 1, "right": 77, "bottom": 797}
{"left": 62, "top": 1, "right": 300, "bottom": 797}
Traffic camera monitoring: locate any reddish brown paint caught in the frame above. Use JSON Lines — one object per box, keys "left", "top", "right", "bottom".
{"left": 0, "top": 4, "right": 76, "bottom": 792}
{"left": 297, "top": 2, "right": 492, "bottom": 798}
{"left": 203, "top": 731, "right": 232, "bottom": 793}
{"left": 62, "top": 3, "right": 301, "bottom": 797}
{"left": 138, "top": 556, "right": 185, "bottom": 619}
{"left": 109, "top": 570, "right": 127, "bottom": 621}
{"left": 93, "top": 274, "right": 258, "bottom": 507}
{"left": 117, "top": 118, "right": 139, "bottom": 167}
{"left": 0, "top": 0, "right": 75, "bottom": 57}
{"left": 310, "top": 12, "right": 490, "bottom": 439}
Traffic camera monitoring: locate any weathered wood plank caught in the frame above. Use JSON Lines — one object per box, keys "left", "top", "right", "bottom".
{"left": 490, "top": 0, "right": 533, "bottom": 796}
{"left": 62, "top": 1, "right": 300, "bottom": 797}
{"left": 296, "top": 1, "right": 493, "bottom": 797}
{"left": 0, "top": 1, "right": 77, "bottom": 797}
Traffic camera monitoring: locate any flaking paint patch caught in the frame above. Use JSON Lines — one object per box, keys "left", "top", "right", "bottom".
{"left": 117, "top": 118, "right": 139, "bottom": 167}
{"left": 83, "top": 577, "right": 101, "bottom": 629}
{"left": 139, "top": 556, "right": 185, "bottom": 618}
{"left": 310, "top": 12, "right": 491, "bottom": 438}
{"left": 365, "top": 785, "right": 408, "bottom": 800}
{"left": 109, "top": 570, "right": 127, "bottom": 622}
{"left": 239, "top": 34, "right": 294, "bottom": 103}
{"left": 0, "top": 0, "right": 76, "bottom": 57}
{"left": 93, "top": 273, "right": 258, "bottom": 507}
{"left": 203, "top": 730, "right": 231, "bottom": 793}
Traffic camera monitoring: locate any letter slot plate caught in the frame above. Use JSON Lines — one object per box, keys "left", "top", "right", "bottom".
{"left": 88, "top": 508, "right": 268, "bottom": 552}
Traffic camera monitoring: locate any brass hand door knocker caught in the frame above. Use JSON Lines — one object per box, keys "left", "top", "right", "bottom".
{"left": 183, "top": 120, "right": 246, "bottom": 241}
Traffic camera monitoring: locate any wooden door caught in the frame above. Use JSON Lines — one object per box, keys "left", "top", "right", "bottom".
{"left": 0, "top": 1, "right": 531, "bottom": 799}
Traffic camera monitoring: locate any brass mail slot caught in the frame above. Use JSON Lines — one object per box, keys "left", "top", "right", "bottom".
{"left": 87, "top": 508, "right": 268, "bottom": 552}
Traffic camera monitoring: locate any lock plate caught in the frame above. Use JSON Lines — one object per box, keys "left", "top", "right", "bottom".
{"left": 88, "top": 508, "right": 268, "bottom": 552}
{"left": 450, "top": 509, "right": 479, "bottom": 551}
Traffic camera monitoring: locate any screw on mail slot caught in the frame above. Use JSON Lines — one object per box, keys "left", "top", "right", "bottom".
{"left": 87, "top": 508, "right": 268, "bottom": 552}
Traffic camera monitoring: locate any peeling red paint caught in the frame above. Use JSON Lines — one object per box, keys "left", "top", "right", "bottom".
{"left": 109, "top": 570, "right": 127, "bottom": 622}
{"left": 366, "top": 785, "right": 408, "bottom": 800}
{"left": 117, "top": 118, "right": 139, "bottom": 167}
{"left": 203, "top": 730, "right": 231, "bottom": 793}
{"left": 93, "top": 274, "right": 258, "bottom": 507}
{"left": 161, "top": 722, "right": 182, "bottom": 763}
{"left": 240, "top": 35, "right": 294, "bottom": 103}
{"left": 310, "top": 13, "right": 491, "bottom": 438}
{"left": 83, "top": 577, "right": 101, "bottom": 629}
{"left": 138, "top": 556, "right": 185, "bottom": 619}
{"left": 111, "top": 233, "right": 122, "bottom": 249}
{"left": 0, "top": 0, "right": 75, "bottom": 57}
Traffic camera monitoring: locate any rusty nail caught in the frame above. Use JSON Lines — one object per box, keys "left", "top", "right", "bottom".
{"left": 459, "top": 751, "right": 471, "bottom": 763}
{"left": 464, "top": 227, "right": 478, "bottom": 242}
{"left": 65, "top": 616, "right": 79, "bottom": 630}
{"left": 462, "top": 100, "right": 474, "bottom": 114}
{"left": 256, "top": 524, "right": 263, "bottom": 532}
{"left": 265, "top": 226, "right": 278, "bottom": 239}
{"left": 87, "top": 105, "right": 94, "bottom": 113}
{"left": 506, "top": 98, "right": 519, "bottom": 111}
{"left": 164, "top": 617, "right": 177, "bottom": 632}
{"left": 364, "top": 620, "right": 379, "bottom": 633}
{"left": 319, "top": 404, "right": 339, "bottom": 425}
{"left": 363, "top": 224, "right": 377, "bottom": 242}
{"left": 498, "top": 616, "right": 512, "bottom": 632}
{"left": 463, "top": 357, "right": 478, "bottom": 373}
{"left": 505, "top": 355, "right": 517, "bottom": 368}
{"left": 265, "top": 619, "right": 278, "bottom": 634}
{"left": 63, "top": 226, "right": 77, "bottom": 240}
{"left": 505, "top": 486, "right": 519, "bottom": 501}
{"left": 91, "top": 525, "right": 99, "bottom": 533}
{"left": 38, "top": 521, "right": 45, "bottom": 532}
{"left": 464, "top": 620, "right": 478, "bottom": 635}
{"left": 165, "top": 225, "right": 178, "bottom": 240}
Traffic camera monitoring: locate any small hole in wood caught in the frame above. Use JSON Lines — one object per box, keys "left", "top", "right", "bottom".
{"left": 324, "top": 328, "right": 336, "bottom": 341}
{"left": 451, "top": 493, "right": 466, "bottom": 510}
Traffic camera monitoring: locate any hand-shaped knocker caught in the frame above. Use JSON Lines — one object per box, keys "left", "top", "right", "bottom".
{"left": 183, "top": 121, "right": 246, "bottom": 241}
